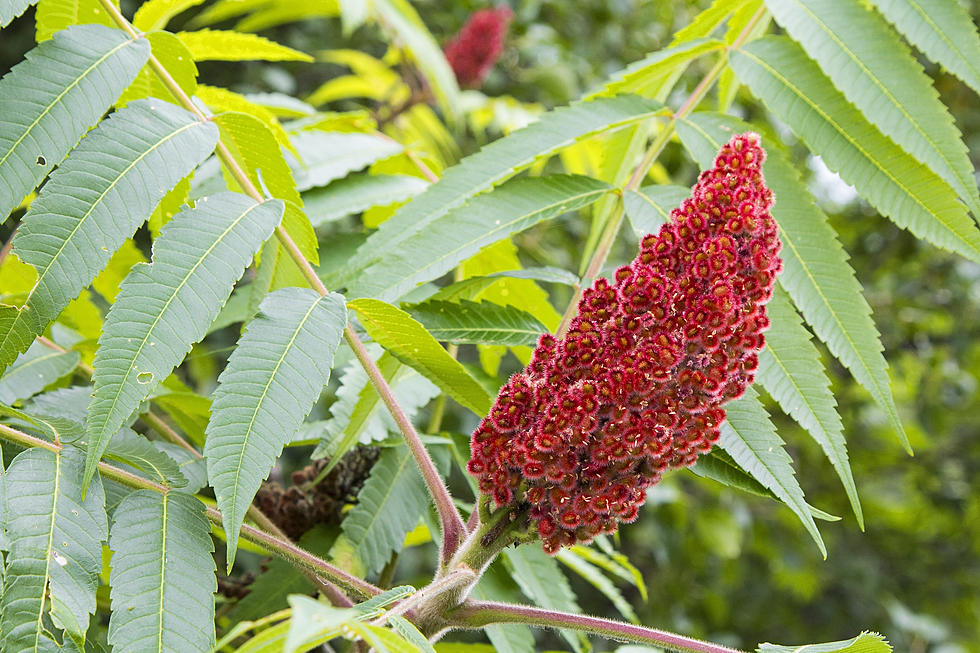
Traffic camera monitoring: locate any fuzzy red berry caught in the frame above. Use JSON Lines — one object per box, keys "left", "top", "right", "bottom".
{"left": 467, "top": 132, "right": 782, "bottom": 554}
{"left": 444, "top": 8, "right": 513, "bottom": 88}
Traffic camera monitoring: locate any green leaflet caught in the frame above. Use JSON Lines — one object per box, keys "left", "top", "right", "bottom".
{"left": 595, "top": 38, "right": 725, "bottom": 100}
{"left": 425, "top": 267, "right": 580, "bottom": 304}
{"left": 313, "top": 351, "right": 438, "bottom": 467}
{"left": 0, "top": 400, "right": 82, "bottom": 444}
{"left": 765, "top": 0, "right": 980, "bottom": 218}
{"left": 118, "top": 31, "right": 198, "bottom": 108}
{"left": 34, "top": 0, "right": 117, "bottom": 41}
{"left": 758, "top": 631, "right": 892, "bottom": 653}
{"left": 84, "top": 194, "right": 284, "bottom": 490}
{"left": 503, "top": 545, "right": 590, "bottom": 653}
{"left": 197, "top": 85, "right": 293, "bottom": 155}
{"left": 677, "top": 112, "right": 907, "bottom": 452}
{"left": 108, "top": 490, "right": 216, "bottom": 653}
{"left": 671, "top": 0, "right": 750, "bottom": 44}
{"left": 0, "top": 24, "right": 148, "bottom": 223}
{"left": 555, "top": 549, "right": 639, "bottom": 623}
{"left": 622, "top": 184, "right": 689, "bottom": 238}
{"left": 758, "top": 286, "right": 861, "bottom": 526}
{"left": 205, "top": 288, "right": 347, "bottom": 567}
{"left": 871, "top": 0, "right": 980, "bottom": 99}
{"left": 1, "top": 446, "right": 107, "bottom": 650}
{"left": 351, "top": 174, "right": 612, "bottom": 302}
{"left": 348, "top": 298, "right": 493, "bottom": 416}
{"left": 290, "top": 130, "right": 404, "bottom": 192}
{"left": 216, "top": 111, "right": 301, "bottom": 206}
{"left": 0, "top": 99, "right": 219, "bottom": 373}
{"left": 731, "top": 37, "right": 980, "bottom": 264}
{"left": 133, "top": 0, "right": 207, "bottom": 31}
{"left": 720, "top": 388, "right": 826, "bottom": 557}
{"left": 177, "top": 29, "right": 313, "bottom": 61}
{"left": 105, "top": 427, "right": 188, "bottom": 489}
{"left": 0, "top": 339, "right": 79, "bottom": 405}
{"left": 0, "top": 0, "right": 36, "bottom": 27}
{"left": 329, "top": 444, "right": 449, "bottom": 577}
{"left": 303, "top": 173, "right": 429, "bottom": 227}
{"left": 336, "top": 94, "right": 665, "bottom": 288}
{"left": 407, "top": 299, "right": 548, "bottom": 347}
{"left": 372, "top": 0, "right": 460, "bottom": 124}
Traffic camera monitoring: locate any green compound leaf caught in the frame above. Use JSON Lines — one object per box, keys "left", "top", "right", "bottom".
{"left": 177, "top": 29, "right": 313, "bottom": 61}
{"left": 759, "top": 286, "right": 861, "bottom": 527}
{"left": 337, "top": 95, "right": 665, "bottom": 288}
{"left": 596, "top": 38, "right": 725, "bottom": 100}
{"left": 871, "top": 0, "right": 980, "bottom": 99}
{"left": 720, "top": 388, "right": 825, "bottom": 557}
{"left": 766, "top": 0, "right": 980, "bottom": 218}
{"left": 757, "top": 631, "right": 892, "bottom": 653}
{"left": 408, "top": 299, "right": 548, "bottom": 347}
{"left": 104, "top": 427, "right": 188, "bottom": 489}
{"left": 84, "top": 193, "right": 283, "bottom": 490}
{"left": 351, "top": 174, "right": 611, "bottom": 302}
{"left": 290, "top": 130, "right": 404, "bottom": 192}
{"left": 348, "top": 298, "right": 493, "bottom": 416}
{"left": 0, "top": 24, "right": 148, "bottom": 223}
{"left": 304, "top": 173, "right": 429, "bottom": 227}
{"left": 0, "top": 446, "right": 107, "bottom": 651}
{"left": 731, "top": 37, "right": 980, "bottom": 264}
{"left": 108, "top": 490, "right": 216, "bottom": 653}
{"left": 622, "top": 185, "right": 690, "bottom": 238}
{"left": 205, "top": 288, "right": 347, "bottom": 567}
{"left": 0, "top": 339, "right": 79, "bottom": 405}
{"left": 0, "top": 98, "right": 218, "bottom": 374}
{"left": 329, "top": 444, "right": 449, "bottom": 577}
{"left": 678, "top": 112, "right": 907, "bottom": 453}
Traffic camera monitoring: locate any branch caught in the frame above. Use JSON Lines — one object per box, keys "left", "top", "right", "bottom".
{"left": 345, "top": 324, "right": 467, "bottom": 562}
{"left": 93, "top": 0, "right": 466, "bottom": 567}
{"left": 450, "top": 601, "right": 748, "bottom": 653}
{"left": 0, "top": 421, "right": 381, "bottom": 599}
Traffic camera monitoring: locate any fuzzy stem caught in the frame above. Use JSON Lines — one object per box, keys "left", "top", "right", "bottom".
{"left": 450, "top": 601, "right": 748, "bottom": 653}
{"left": 382, "top": 567, "right": 476, "bottom": 622}
{"left": 94, "top": 0, "right": 465, "bottom": 571}
{"left": 0, "top": 421, "right": 381, "bottom": 599}
{"left": 345, "top": 325, "right": 467, "bottom": 564}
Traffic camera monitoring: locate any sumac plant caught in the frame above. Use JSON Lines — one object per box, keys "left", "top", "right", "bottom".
{"left": 0, "top": 0, "right": 976, "bottom": 651}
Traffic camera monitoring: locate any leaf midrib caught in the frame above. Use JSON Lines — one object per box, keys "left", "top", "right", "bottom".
{"left": 0, "top": 35, "right": 134, "bottom": 171}
{"left": 783, "top": 0, "right": 971, "bottom": 202}
{"left": 372, "top": 184, "right": 610, "bottom": 298}
{"left": 93, "top": 201, "right": 266, "bottom": 441}
{"left": 736, "top": 45, "right": 980, "bottom": 257}
{"left": 227, "top": 298, "right": 323, "bottom": 526}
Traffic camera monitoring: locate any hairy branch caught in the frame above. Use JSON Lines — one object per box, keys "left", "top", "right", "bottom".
{"left": 93, "top": 0, "right": 466, "bottom": 568}
{"left": 450, "top": 600, "right": 748, "bottom": 653}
